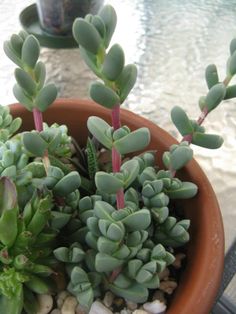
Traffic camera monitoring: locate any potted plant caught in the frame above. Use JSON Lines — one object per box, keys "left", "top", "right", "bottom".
{"left": 36, "top": 0, "right": 104, "bottom": 35}
{"left": 1, "top": 4, "right": 231, "bottom": 314}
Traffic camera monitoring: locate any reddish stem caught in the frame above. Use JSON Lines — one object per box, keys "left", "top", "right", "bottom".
{"left": 33, "top": 108, "right": 43, "bottom": 132}
{"left": 111, "top": 104, "right": 125, "bottom": 210}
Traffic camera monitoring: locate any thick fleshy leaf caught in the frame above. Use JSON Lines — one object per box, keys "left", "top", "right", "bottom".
{"left": 94, "top": 201, "right": 115, "bottom": 219}
{"left": 44, "top": 166, "right": 64, "bottom": 189}
{"left": 106, "top": 223, "right": 125, "bottom": 241}
{"left": 192, "top": 132, "right": 224, "bottom": 149}
{"left": 98, "top": 4, "right": 117, "bottom": 48}
{"left": 0, "top": 207, "right": 18, "bottom": 247}
{"left": 95, "top": 172, "right": 123, "bottom": 194}
{"left": 114, "top": 127, "right": 150, "bottom": 154}
{"left": 0, "top": 285, "right": 23, "bottom": 314}
{"left": 54, "top": 246, "right": 85, "bottom": 263}
{"left": 35, "top": 84, "right": 57, "bottom": 112}
{"left": 229, "top": 50, "right": 236, "bottom": 76}
{"left": 53, "top": 171, "right": 81, "bottom": 197}
{"left": 116, "top": 64, "right": 137, "bottom": 103}
{"left": 23, "top": 132, "right": 47, "bottom": 157}
{"left": 10, "top": 34, "right": 23, "bottom": 57}
{"left": 0, "top": 177, "right": 17, "bottom": 214}
{"left": 205, "top": 64, "right": 219, "bottom": 89}
{"left": 170, "top": 145, "right": 193, "bottom": 170}
{"left": 14, "top": 68, "right": 36, "bottom": 96}
{"left": 121, "top": 159, "right": 140, "bottom": 188}
{"left": 91, "top": 15, "right": 105, "bottom": 37}
{"left": 109, "top": 282, "right": 148, "bottom": 303}
{"left": 205, "top": 83, "right": 226, "bottom": 112}
{"left": 3, "top": 41, "right": 22, "bottom": 67}
{"left": 102, "top": 44, "right": 125, "bottom": 81}
{"left": 90, "top": 81, "right": 120, "bottom": 109}
{"left": 80, "top": 47, "right": 100, "bottom": 76}
{"left": 13, "top": 84, "right": 33, "bottom": 111}
{"left": 171, "top": 106, "right": 193, "bottom": 136}
{"left": 230, "top": 38, "right": 236, "bottom": 55}
{"left": 51, "top": 211, "right": 71, "bottom": 229}
{"left": 86, "top": 232, "right": 98, "bottom": 250}
{"left": 25, "top": 276, "right": 53, "bottom": 294}
{"left": 113, "top": 274, "right": 132, "bottom": 288}
{"left": 224, "top": 85, "right": 236, "bottom": 100}
{"left": 87, "top": 116, "right": 113, "bottom": 149}
{"left": 95, "top": 253, "right": 123, "bottom": 272}
{"left": 35, "top": 61, "right": 46, "bottom": 89}
{"left": 21, "top": 35, "right": 40, "bottom": 68}
{"left": 97, "top": 236, "right": 119, "bottom": 254}
{"left": 151, "top": 207, "right": 169, "bottom": 223}
{"left": 142, "top": 274, "right": 160, "bottom": 289}
{"left": 73, "top": 18, "right": 102, "bottom": 54}
{"left": 122, "top": 209, "right": 151, "bottom": 231}
{"left": 166, "top": 181, "right": 198, "bottom": 199}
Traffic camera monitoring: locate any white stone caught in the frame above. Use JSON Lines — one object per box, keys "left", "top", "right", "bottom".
{"left": 89, "top": 301, "right": 113, "bottom": 314}
{"left": 133, "top": 310, "right": 149, "bottom": 314}
{"left": 57, "top": 291, "right": 70, "bottom": 309}
{"left": 61, "top": 296, "right": 78, "bottom": 314}
{"left": 103, "top": 291, "right": 114, "bottom": 308}
{"left": 126, "top": 300, "right": 138, "bottom": 311}
{"left": 143, "top": 300, "right": 167, "bottom": 314}
{"left": 37, "top": 294, "right": 53, "bottom": 314}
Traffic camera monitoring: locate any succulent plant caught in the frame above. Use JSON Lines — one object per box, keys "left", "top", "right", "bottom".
{"left": 0, "top": 3, "right": 235, "bottom": 313}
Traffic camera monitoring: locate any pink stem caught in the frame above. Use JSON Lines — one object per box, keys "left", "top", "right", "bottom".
{"left": 33, "top": 108, "right": 43, "bottom": 132}
{"left": 111, "top": 104, "right": 125, "bottom": 210}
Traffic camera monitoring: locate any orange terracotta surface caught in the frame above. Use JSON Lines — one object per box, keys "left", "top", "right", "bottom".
{"left": 10, "top": 99, "right": 225, "bottom": 314}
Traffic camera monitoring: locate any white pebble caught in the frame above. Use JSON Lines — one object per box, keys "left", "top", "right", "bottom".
{"left": 133, "top": 310, "right": 149, "bottom": 314}
{"left": 61, "top": 296, "right": 78, "bottom": 314}
{"left": 57, "top": 291, "right": 70, "bottom": 309}
{"left": 126, "top": 300, "right": 138, "bottom": 311}
{"left": 37, "top": 294, "right": 53, "bottom": 314}
{"left": 103, "top": 291, "right": 114, "bottom": 308}
{"left": 89, "top": 301, "right": 113, "bottom": 314}
{"left": 143, "top": 300, "right": 167, "bottom": 314}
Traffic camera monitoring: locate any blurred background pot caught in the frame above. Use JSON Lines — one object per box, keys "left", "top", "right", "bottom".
{"left": 36, "top": 0, "right": 103, "bottom": 35}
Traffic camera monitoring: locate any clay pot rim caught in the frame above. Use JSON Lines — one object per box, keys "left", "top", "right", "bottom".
{"left": 9, "top": 98, "right": 225, "bottom": 314}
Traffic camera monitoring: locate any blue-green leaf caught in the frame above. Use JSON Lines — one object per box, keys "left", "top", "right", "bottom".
{"left": 102, "top": 44, "right": 125, "bottom": 81}
{"left": 73, "top": 18, "right": 102, "bottom": 54}
{"left": 87, "top": 116, "right": 113, "bottom": 149}
{"left": 205, "top": 64, "right": 219, "bottom": 89}
{"left": 21, "top": 35, "right": 40, "bottom": 68}
{"left": 171, "top": 106, "right": 193, "bottom": 136}
{"left": 98, "top": 5, "right": 117, "bottom": 48}
{"left": 192, "top": 132, "right": 224, "bottom": 149}
{"left": 95, "top": 172, "right": 123, "bottom": 194}
{"left": 23, "top": 132, "right": 47, "bottom": 157}
{"left": 90, "top": 81, "right": 120, "bottom": 109}
{"left": 114, "top": 128, "right": 150, "bottom": 154}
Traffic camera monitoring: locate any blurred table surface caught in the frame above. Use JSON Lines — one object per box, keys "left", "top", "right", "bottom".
{"left": 0, "top": 0, "right": 236, "bottom": 297}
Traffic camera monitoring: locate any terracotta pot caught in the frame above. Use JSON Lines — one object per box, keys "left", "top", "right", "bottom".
{"left": 10, "top": 98, "right": 224, "bottom": 314}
